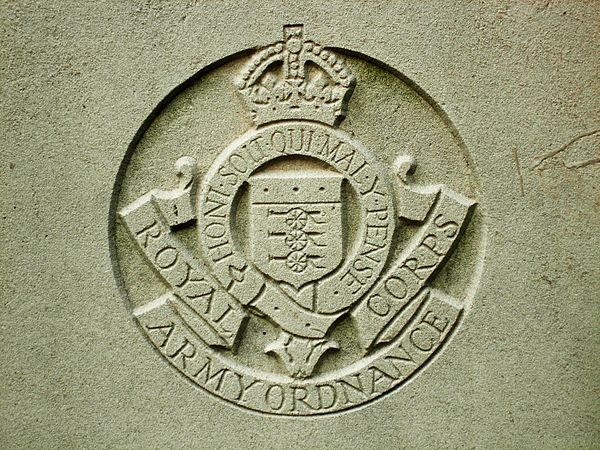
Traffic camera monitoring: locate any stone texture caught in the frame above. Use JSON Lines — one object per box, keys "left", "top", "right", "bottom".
{"left": 1, "top": 0, "right": 599, "bottom": 447}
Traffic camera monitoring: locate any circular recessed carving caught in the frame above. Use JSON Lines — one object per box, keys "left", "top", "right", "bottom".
{"left": 111, "top": 25, "right": 485, "bottom": 416}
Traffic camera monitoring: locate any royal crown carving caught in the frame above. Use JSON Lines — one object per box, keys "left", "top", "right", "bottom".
{"left": 237, "top": 25, "right": 355, "bottom": 127}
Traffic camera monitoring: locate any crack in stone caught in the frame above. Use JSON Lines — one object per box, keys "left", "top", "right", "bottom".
{"left": 530, "top": 128, "right": 600, "bottom": 170}
{"left": 512, "top": 147, "right": 525, "bottom": 196}
{"left": 565, "top": 157, "right": 600, "bottom": 169}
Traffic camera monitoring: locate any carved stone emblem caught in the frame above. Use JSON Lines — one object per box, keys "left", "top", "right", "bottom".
{"left": 112, "top": 25, "right": 484, "bottom": 415}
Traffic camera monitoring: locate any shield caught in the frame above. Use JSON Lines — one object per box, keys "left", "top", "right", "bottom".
{"left": 249, "top": 171, "right": 344, "bottom": 289}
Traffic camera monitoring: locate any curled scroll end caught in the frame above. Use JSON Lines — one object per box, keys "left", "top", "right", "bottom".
{"left": 394, "top": 154, "right": 437, "bottom": 222}
{"left": 152, "top": 156, "right": 198, "bottom": 227}
{"left": 394, "top": 154, "right": 416, "bottom": 183}
{"left": 175, "top": 156, "right": 198, "bottom": 191}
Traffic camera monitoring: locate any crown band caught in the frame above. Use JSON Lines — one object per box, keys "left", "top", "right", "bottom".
{"left": 237, "top": 25, "right": 355, "bottom": 127}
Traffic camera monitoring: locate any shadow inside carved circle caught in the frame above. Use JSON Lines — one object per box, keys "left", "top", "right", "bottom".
{"left": 108, "top": 42, "right": 486, "bottom": 416}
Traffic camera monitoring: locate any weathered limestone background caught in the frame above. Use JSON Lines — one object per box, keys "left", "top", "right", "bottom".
{"left": 1, "top": 0, "right": 598, "bottom": 448}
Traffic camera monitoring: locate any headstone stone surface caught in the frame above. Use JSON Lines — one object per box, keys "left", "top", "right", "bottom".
{"left": 1, "top": 1, "right": 598, "bottom": 447}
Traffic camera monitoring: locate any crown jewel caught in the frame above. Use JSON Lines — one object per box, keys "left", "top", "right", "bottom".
{"left": 237, "top": 25, "right": 356, "bottom": 127}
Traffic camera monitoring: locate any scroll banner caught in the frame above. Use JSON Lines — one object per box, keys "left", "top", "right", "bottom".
{"left": 132, "top": 287, "right": 462, "bottom": 414}
{"left": 352, "top": 186, "right": 475, "bottom": 350}
{"left": 119, "top": 170, "right": 247, "bottom": 350}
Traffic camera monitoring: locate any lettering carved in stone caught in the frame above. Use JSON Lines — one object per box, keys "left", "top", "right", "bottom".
{"left": 113, "top": 25, "right": 482, "bottom": 415}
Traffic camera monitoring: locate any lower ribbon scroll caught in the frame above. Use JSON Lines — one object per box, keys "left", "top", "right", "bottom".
{"left": 119, "top": 157, "right": 247, "bottom": 350}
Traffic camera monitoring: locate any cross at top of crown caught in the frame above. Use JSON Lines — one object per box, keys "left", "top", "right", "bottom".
{"left": 237, "top": 25, "right": 356, "bottom": 127}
